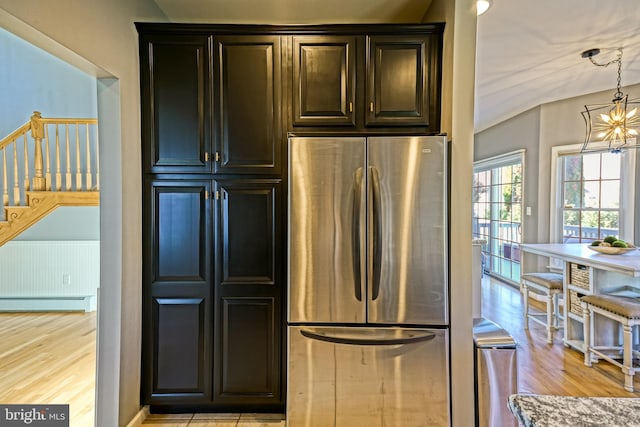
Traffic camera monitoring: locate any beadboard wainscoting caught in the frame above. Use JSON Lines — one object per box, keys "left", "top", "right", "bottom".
{"left": 0, "top": 240, "right": 99, "bottom": 311}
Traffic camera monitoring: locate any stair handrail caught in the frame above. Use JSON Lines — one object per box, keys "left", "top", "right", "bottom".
{"left": 0, "top": 122, "right": 31, "bottom": 151}
{"left": 0, "top": 111, "right": 99, "bottom": 212}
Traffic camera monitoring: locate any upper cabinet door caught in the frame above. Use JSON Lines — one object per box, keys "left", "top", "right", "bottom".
{"left": 140, "top": 34, "right": 212, "bottom": 173}
{"left": 366, "top": 35, "right": 441, "bottom": 129}
{"left": 292, "top": 36, "right": 356, "bottom": 127}
{"left": 214, "top": 36, "right": 282, "bottom": 175}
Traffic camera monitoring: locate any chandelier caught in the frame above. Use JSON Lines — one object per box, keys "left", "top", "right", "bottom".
{"left": 581, "top": 48, "right": 640, "bottom": 153}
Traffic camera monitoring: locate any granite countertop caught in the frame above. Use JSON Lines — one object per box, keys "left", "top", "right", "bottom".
{"left": 509, "top": 394, "right": 640, "bottom": 427}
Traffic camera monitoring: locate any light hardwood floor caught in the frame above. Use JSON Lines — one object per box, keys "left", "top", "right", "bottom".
{"left": 482, "top": 276, "right": 639, "bottom": 397}
{"left": 2, "top": 277, "right": 637, "bottom": 427}
{"left": 0, "top": 311, "right": 96, "bottom": 427}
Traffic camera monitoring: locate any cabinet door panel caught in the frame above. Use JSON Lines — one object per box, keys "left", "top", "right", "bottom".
{"left": 149, "top": 181, "right": 211, "bottom": 284}
{"left": 154, "top": 297, "right": 207, "bottom": 393}
{"left": 367, "top": 35, "right": 439, "bottom": 127}
{"left": 217, "top": 180, "right": 281, "bottom": 285}
{"left": 141, "top": 35, "right": 211, "bottom": 173}
{"left": 214, "top": 36, "right": 281, "bottom": 174}
{"left": 293, "top": 36, "right": 356, "bottom": 126}
{"left": 219, "top": 297, "right": 277, "bottom": 395}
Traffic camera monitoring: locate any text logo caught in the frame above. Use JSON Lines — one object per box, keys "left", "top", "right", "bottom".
{"left": 0, "top": 405, "right": 69, "bottom": 426}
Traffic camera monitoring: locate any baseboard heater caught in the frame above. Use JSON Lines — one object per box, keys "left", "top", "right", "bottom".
{"left": 0, "top": 296, "right": 95, "bottom": 312}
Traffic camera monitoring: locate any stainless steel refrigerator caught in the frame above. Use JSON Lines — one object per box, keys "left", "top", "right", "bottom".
{"left": 287, "top": 136, "right": 450, "bottom": 427}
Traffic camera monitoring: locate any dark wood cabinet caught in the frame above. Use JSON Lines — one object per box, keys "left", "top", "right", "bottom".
{"left": 138, "top": 22, "right": 443, "bottom": 414}
{"left": 140, "top": 34, "right": 212, "bottom": 173}
{"left": 292, "top": 36, "right": 357, "bottom": 126}
{"left": 366, "top": 35, "right": 436, "bottom": 127}
{"left": 213, "top": 179, "right": 282, "bottom": 406}
{"left": 214, "top": 36, "right": 282, "bottom": 174}
{"left": 142, "top": 179, "right": 212, "bottom": 404}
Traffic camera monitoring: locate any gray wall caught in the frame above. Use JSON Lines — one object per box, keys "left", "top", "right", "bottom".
{"left": 475, "top": 83, "right": 640, "bottom": 272}
{"left": 474, "top": 106, "right": 541, "bottom": 272}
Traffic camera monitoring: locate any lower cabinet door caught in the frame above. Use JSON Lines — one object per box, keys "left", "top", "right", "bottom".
{"left": 213, "top": 179, "right": 284, "bottom": 408}
{"left": 142, "top": 177, "right": 284, "bottom": 410}
{"left": 142, "top": 179, "right": 213, "bottom": 405}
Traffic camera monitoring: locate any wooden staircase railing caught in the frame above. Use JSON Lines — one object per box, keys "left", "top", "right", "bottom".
{"left": 0, "top": 111, "right": 99, "bottom": 239}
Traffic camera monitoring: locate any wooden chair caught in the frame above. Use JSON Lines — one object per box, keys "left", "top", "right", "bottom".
{"left": 521, "top": 272, "right": 563, "bottom": 344}
{"left": 581, "top": 294, "right": 640, "bottom": 392}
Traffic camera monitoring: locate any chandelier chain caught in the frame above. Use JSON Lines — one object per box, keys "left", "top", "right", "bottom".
{"left": 588, "top": 48, "right": 624, "bottom": 100}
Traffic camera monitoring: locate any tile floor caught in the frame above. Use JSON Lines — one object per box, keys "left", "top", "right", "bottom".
{"left": 142, "top": 412, "right": 285, "bottom": 426}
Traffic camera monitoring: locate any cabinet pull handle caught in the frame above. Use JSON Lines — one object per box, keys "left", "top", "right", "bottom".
{"left": 370, "top": 102, "right": 374, "bottom": 112}
{"left": 215, "top": 190, "right": 220, "bottom": 200}
{"left": 204, "top": 152, "right": 210, "bottom": 162}
{"left": 349, "top": 102, "right": 353, "bottom": 113}
{"left": 215, "top": 152, "right": 221, "bottom": 162}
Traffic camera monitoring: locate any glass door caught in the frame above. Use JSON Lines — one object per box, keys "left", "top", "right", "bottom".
{"left": 473, "top": 153, "right": 523, "bottom": 284}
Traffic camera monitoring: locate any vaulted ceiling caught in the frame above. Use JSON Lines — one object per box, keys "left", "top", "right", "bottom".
{"left": 151, "top": 0, "right": 640, "bottom": 133}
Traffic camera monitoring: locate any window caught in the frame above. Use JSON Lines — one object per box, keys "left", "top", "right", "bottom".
{"left": 473, "top": 150, "right": 524, "bottom": 284}
{"left": 550, "top": 143, "right": 635, "bottom": 245}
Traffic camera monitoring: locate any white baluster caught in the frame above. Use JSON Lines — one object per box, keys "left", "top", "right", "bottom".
{"left": 13, "top": 140, "right": 20, "bottom": 206}
{"left": 85, "top": 124, "right": 92, "bottom": 190}
{"left": 75, "top": 124, "right": 81, "bottom": 191}
{"left": 65, "top": 124, "right": 71, "bottom": 191}
{"left": 55, "top": 125, "right": 61, "bottom": 191}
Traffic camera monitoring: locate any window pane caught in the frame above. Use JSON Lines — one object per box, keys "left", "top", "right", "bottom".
{"left": 601, "top": 153, "right": 620, "bottom": 180}
{"left": 511, "top": 203, "right": 522, "bottom": 223}
{"left": 601, "top": 211, "right": 619, "bottom": 236}
{"left": 581, "top": 211, "right": 599, "bottom": 240}
{"left": 563, "top": 182, "right": 581, "bottom": 208}
{"left": 582, "top": 181, "right": 600, "bottom": 208}
{"left": 564, "top": 156, "right": 581, "bottom": 180}
{"left": 582, "top": 153, "right": 601, "bottom": 180}
{"left": 600, "top": 181, "right": 620, "bottom": 209}
{"left": 563, "top": 211, "right": 579, "bottom": 242}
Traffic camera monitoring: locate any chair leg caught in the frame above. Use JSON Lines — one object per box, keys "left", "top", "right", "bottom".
{"left": 552, "top": 292, "right": 560, "bottom": 329}
{"left": 523, "top": 284, "right": 529, "bottom": 330}
{"left": 583, "top": 303, "right": 592, "bottom": 367}
{"left": 622, "top": 324, "right": 634, "bottom": 392}
{"left": 546, "top": 292, "right": 553, "bottom": 344}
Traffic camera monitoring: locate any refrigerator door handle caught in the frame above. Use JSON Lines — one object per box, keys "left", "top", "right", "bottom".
{"left": 369, "top": 166, "right": 382, "bottom": 300}
{"left": 352, "top": 167, "right": 364, "bottom": 301}
{"left": 299, "top": 328, "right": 436, "bottom": 346}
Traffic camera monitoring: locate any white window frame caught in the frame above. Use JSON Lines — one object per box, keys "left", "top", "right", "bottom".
{"left": 549, "top": 142, "right": 636, "bottom": 247}
{"left": 473, "top": 149, "right": 525, "bottom": 284}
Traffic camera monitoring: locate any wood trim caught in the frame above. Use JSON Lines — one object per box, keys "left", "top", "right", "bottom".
{"left": 0, "top": 191, "right": 99, "bottom": 246}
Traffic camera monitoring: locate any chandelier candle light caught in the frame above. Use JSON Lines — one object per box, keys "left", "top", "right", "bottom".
{"left": 581, "top": 47, "right": 640, "bottom": 153}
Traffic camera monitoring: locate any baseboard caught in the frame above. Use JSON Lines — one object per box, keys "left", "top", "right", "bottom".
{"left": 126, "top": 406, "right": 149, "bottom": 427}
{"left": 0, "top": 296, "right": 95, "bottom": 312}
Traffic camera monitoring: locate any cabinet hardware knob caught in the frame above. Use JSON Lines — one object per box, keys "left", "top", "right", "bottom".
{"left": 370, "top": 102, "right": 374, "bottom": 112}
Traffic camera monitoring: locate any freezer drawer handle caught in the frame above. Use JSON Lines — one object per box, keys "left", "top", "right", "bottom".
{"left": 300, "top": 329, "right": 435, "bottom": 346}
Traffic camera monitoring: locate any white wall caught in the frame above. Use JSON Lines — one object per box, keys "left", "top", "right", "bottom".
{"left": 0, "top": 241, "right": 99, "bottom": 311}
{"left": 0, "top": 2, "right": 168, "bottom": 426}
